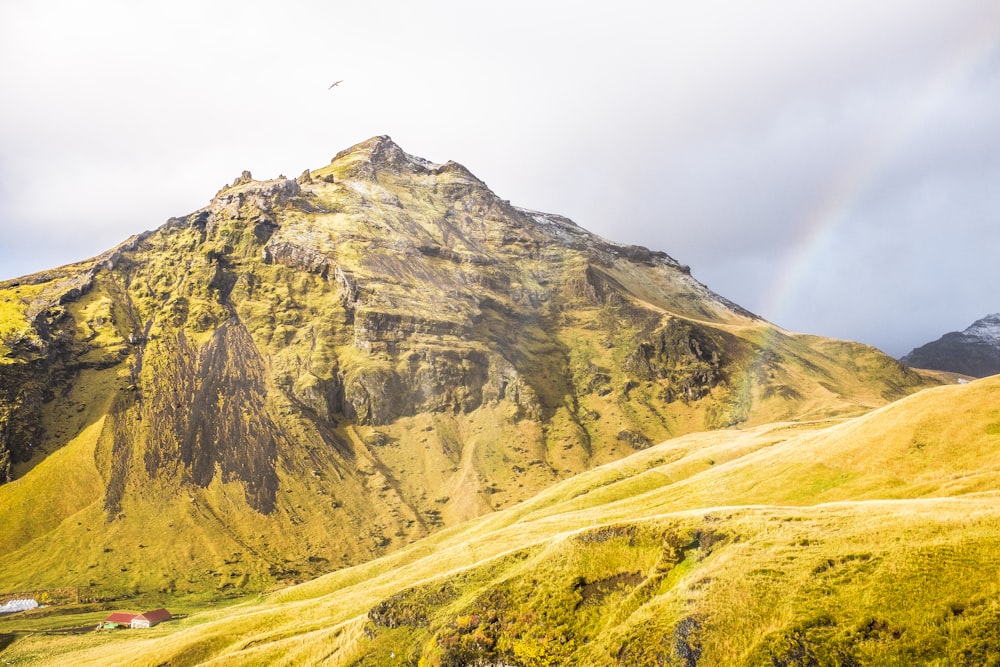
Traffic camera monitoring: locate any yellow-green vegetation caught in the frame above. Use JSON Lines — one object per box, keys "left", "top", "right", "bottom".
{"left": 0, "top": 289, "right": 34, "bottom": 361}
{"left": 0, "top": 136, "right": 955, "bottom": 664}
{"left": 2, "top": 375, "right": 996, "bottom": 665}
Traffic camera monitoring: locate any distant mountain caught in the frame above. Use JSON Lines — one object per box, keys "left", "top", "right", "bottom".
{"left": 901, "top": 313, "right": 1000, "bottom": 377}
{"left": 0, "top": 136, "right": 934, "bottom": 597}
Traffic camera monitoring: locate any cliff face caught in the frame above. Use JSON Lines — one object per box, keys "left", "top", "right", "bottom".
{"left": 0, "top": 136, "right": 933, "bottom": 594}
{"left": 901, "top": 314, "right": 1000, "bottom": 378}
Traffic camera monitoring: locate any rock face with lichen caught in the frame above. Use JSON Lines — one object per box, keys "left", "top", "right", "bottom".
{"left": 0, "top": 136, "right": 933, "bottom": 594}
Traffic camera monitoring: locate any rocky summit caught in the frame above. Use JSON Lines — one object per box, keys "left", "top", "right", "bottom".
{"left": 0, "top": 136, "right": 933, "bottom": 596}
{"left": 901, "top": 313, "right": 1000, "bottom": 378}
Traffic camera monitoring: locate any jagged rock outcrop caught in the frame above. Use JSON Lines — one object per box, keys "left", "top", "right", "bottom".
{"left": 901, "top": 313, "right": 1000, "bottom": 377}
{"left": 0, "top": 136, "right": 936, "bottom": 595}
{"left": 0, "top": 364, "right": 44, "bottom": 482}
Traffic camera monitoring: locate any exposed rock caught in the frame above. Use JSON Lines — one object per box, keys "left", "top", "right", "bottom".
{"left": 252, "top": 216, "right": 278, "bottom": 243}
{"left": 617, "top": 430, "right": 651, "bottom": 450}
{"left": 623, "top": 318, "right": 735, "bottom": 402}
{"left": 262, "top": 240, "right": 334, "bottom": 277}
{"left": 0, "top": 363, "right": 46, "bottom": 480}
{"left": 105, "top": 318, "right": 282, "bottom": 515}
{"left": 901, "top": 313, "right": 1000, "bottom": 377}
{"left": 673, "top": 616, "right": 704, "bottom": 667}
{"left": 343, "top": 364, "right": 405, "bottom": 425}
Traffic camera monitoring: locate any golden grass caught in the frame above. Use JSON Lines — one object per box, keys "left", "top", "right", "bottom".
{"left": 4, "top": 376, "right": 997, "bottom": 665}
{"left": 0, "top": 417, "right": 105, "bottom": 556}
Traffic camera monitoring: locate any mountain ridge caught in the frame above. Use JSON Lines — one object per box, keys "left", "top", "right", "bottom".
{"left": 901, "top": 313, "right": 1000, "bottom": 377}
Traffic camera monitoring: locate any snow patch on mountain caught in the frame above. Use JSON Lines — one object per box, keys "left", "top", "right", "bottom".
{"left": 517, "top": 207, "right": 590, "bottom": 245}
{"left": 962, "top": 313, "right": 1000, "bottom": 344}
{"left": 900, "top": 312, "right": 1000, "bottom": 377}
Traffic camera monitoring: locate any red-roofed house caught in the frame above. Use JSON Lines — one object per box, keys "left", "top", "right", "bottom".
{"left": 130, "top": 608, "right": 172, "bottom": 628}
{"left": 102, "top": 608, "right": 172, "bottom": 630}
{"left": 103, "top": 612, "right": 138, "bottom": 629}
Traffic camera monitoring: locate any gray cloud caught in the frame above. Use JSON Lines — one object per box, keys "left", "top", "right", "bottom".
{"left": 2, "top": 0, "right": 998, "bottom": 357}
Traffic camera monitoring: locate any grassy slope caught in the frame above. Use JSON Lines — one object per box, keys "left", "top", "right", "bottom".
{"left": 0, "top": 417, "right": 105, "bottom": 556}
{"left": 4, "top": 375, "right": 998, "bottom": 665}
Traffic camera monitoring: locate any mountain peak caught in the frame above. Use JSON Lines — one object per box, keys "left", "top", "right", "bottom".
{"left": 334, "top": 134, "right": 404, "bottom": 160}
{"left": 330, "top": 135, "right": 441, "bottom": 178}
{"left": 963, "top": 313, "right": 1000, "bottom": 344}
{"left": 901, "top": 312, "right": 1000, "bottom": 377}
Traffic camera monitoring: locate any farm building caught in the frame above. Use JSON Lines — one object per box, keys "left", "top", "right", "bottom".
{"left": 102, "top": 612, "right": 137, "bottom": 629}
{"left": 102, "top": 608, "right": 172, "bottom": 629}
{"left": 131, "top": 608, "right": 172, "bottom": 628}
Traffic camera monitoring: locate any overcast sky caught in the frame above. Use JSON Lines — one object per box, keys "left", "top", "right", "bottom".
{"left": 2, "top": 1, "right": 998, "bottom": 357}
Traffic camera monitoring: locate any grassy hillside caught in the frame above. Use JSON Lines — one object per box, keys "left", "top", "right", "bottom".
{"left": 3, "top": 375, "right": 997, "bottom": 665}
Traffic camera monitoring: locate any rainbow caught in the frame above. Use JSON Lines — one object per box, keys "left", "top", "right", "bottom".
{"left": 763, "top": 11, "right": 1000, "bottom": 333}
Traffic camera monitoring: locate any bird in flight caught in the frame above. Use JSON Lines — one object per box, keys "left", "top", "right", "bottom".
{"left": 328, "top": 80, "right": 343, "bottom": 89}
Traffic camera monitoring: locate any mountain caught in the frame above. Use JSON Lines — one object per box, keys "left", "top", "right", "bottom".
{"left": 901, "top": 313, "right": 1000, "bottom": 377}
{"left": 0, "top": 136, "right": 934, "bottom": 598}
{"left": 7, "top": 374, "right": 998, "bottom": 666}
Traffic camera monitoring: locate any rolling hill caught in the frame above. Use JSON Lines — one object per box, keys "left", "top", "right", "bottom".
{"left": 3, "top": 373, "right": 996, "bottom": 665}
